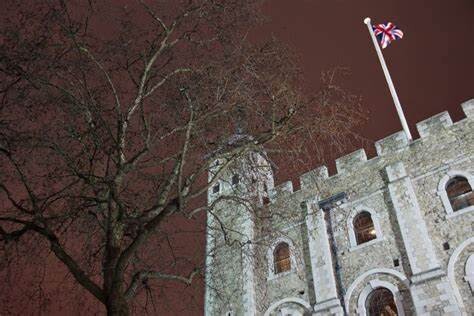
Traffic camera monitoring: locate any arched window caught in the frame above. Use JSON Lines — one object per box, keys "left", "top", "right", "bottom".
{"left": 446, "top": 176, "right": 474, "bottom": 212}
{"left": 274, "top": 242, "right": 291, "bottom": 274}
{"left": 354, "top": 212, "right": 377, "bottom": 245}
{"left": 366, "top": 287, "right": 399, "bottom": 316}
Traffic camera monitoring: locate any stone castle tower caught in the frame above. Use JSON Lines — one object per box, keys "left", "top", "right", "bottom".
{"left": 204, "top": 99, "right": 474, "bottom": 316}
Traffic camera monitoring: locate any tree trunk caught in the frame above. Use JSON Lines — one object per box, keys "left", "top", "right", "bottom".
{"left": 106, "top": 292, "right": 130, "bottom": 316}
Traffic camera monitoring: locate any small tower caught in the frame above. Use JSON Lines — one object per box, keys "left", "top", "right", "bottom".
{"left": 204, "top": 134, "right": 274, "bottom": 316}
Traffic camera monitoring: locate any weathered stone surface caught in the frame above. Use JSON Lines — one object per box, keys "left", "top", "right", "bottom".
{"left": 205, "top": 100, "right": 474, "bottom": 315}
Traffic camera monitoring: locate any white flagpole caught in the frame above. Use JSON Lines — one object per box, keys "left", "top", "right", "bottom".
{"left": 364, "top": 17, "right": 413, "bottom": 141}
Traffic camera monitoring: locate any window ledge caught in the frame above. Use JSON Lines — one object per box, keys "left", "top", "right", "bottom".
{"left": 446, "top": 205, "right": 474, "bottom": 219}
{"left": 349, "top": 237, "right": 384, "bottom": 252}
{"left": 267, "top": 269, "right": 295, "bottom": 281}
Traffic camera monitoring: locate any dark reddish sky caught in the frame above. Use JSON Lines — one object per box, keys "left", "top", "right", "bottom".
{"left": 262, "top": 0, "right": 473, "bottom": 160}
{"left": 193, "top": 3, "right": 472, "bottom": 315}
{"left": 78, "top": 2, "right": 473, "bottom": 314}
{"left": 2, "top": 1, "right": 472, "bottom": 315}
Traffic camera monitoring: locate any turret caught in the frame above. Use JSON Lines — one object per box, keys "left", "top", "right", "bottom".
{"left": 207, "top": 148, "right": 274, "bottom": 207}
{"left": 204, "top": 133, "right": 274, "bottom": 316}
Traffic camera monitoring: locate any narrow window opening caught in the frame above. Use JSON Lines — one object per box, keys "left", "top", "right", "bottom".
{"left": 262, "top": 182, "right": 270, "bottom": 204}
{"left": 443, "top": 242, "right": 450, "bottom": 250}
{"left": 231, "top": 174, "right": 239, "bottom": 186}
{"left": 446, "top": 176, "right": 474, "bottom": 211}
{"left": 212, "top": 183, "right": 220, "bottom": 194}
{"left": 393, "top": 259, "right": 400, "bottom": 267}
{"left": 353, "top": 211, "right": 377, "bottom": 245}
{"left": 274, "top": 242, "right": 291, "bottom": 274}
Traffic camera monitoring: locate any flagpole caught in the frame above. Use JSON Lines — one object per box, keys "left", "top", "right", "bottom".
{"left": 364, "top": 17, "right": 413, "bottom": 141}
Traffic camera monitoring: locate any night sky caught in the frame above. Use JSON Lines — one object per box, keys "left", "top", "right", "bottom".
{"left": 2, "top": 1, "right": 473, "bottom": 315}
{"left": 261, "top": 0, "right": 473, "bottom": 164}
{"left": 212, "top": 2, "right": 473, "bottom": 314}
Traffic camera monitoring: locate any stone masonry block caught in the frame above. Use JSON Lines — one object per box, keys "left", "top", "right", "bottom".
{"left": 461, "top": 98, "right": 474, "bottom": 118}
{"left": 416, "top": 111, "right": 453, "bottom": 138}
{"left": 385, "top": 161, "right": 407, "bottom": 182}
{"left": 375, "top": 131, "right": 409, "bottom": 156}
{"left": 268, "top": 180, "right": 293, "bottom": 202}
{"left": 205, "top": 97, "right": 474, "bottom": 316}
{"left": 335, "top": 149, "right": 367, "bottom": 174}
{"left": 299, "top": 165, "right": 328, "bottom": 191}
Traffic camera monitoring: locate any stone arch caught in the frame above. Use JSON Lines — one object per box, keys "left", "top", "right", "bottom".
{"left": 356, "top": 280, "right": 405, "bottom": 316}
{"left": 344, "top": 268, "right": 409, "bottom": 314}
{"left": 447, "top": 237, "right": 474, "bottom": 312}
{"left": 263, "top": 297, "right": 311, "bottom": 316}
{"left": 437, "top": 170, "right": 474, "bottom": 217}
{"left": 347, "top": 205, "right": 383, "bottom": 249}
{"left": 465, "top": 254, "right": 474, "bottom": 292}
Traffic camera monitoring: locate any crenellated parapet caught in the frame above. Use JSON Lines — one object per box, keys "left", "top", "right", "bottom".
{"left": 205, "top": 99, "right": 474, "bottom": 316}
{"left": 268, "top": 180, "right": 293, "bottom": 202}
{"left": 335, "top": 149, "right": 368, "bottom": 174}
{"left": 461, "top": 98, "right": 474, "bottom": 118}
{"left": 207, "top": 99, "right": 473, "bottom": 205}
{"left": 263, "top": 99, "right": 474, "bottom": 203}
{"left": 415, "top": 111, "right": 453, "bottom": 138}
{"left": 299, "top": 166, "right": 328, "bottom": 192}
{"left": 375, "top": 131, "right": 409, "bottom": 156}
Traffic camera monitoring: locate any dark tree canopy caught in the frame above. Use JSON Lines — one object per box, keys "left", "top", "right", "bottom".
{"left": 0, "top": 1, "right": 366, "bottom": 314}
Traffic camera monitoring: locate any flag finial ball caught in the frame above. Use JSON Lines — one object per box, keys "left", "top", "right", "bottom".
{"left": 364, "top": 17, "right": 371, "bottom": 24}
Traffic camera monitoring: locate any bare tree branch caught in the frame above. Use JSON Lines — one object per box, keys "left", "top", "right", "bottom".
{"left": 124, "top": 268, "right": 200, "bottom": 300}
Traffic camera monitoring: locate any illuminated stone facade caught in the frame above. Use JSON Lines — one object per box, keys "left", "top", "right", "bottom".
{"left": 205, "top": 99, "right": 474, "bottom": 315}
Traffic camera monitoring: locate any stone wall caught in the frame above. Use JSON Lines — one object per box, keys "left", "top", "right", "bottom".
{"left": 205, "top": 99, "right": 474, "bottom": 315}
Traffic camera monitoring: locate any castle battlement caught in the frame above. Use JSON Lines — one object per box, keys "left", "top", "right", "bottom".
{"left": 335, "top": 148, "right": 368, "bottom": 174}
{"left": 415, "top": 111, "right": 453, "bottom": 138}
{"left": 267, "top": 99, "right": 474, "bottom": 203}
{"left": 375, "top": 130, "right": 409, "bottom": 156}
{"left": 268, "top": 180, "right": 293, "bottom": 201}
{"left": 299, "top": 165, "right": 329, "bottom": 191}
{"left": 462, "top": 98, "right": 474, "bottom": 117}
{"left": 205, "top": 98, "right": 474, "bottom": 316}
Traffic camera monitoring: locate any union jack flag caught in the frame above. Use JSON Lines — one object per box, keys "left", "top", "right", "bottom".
{"left": 373, "top": 22, "right": 404, "bottom": 49}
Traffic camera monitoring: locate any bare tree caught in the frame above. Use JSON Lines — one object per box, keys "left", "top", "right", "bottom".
{"left": 0, "top": 1, "right": 366, "bottom": 315}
